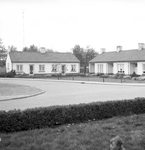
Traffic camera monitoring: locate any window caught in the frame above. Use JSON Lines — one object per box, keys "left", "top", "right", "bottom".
{"left": 97, "top": 64, "right": 103, "bottom": 73}
{"left": 71, "top": 65, "right": 76, "bottom": 72}
{"left": 52, "top": 64, "right": 58, "bottom": 72}
{"left": 39, "top": 65, "right": 45, "bottom": 72}
{"left": 117, "top": 64, "right": 124, "bottom": 73}
{"left": 16, "top": 65, "right": 23, "bottom": 72}
{"left": 143, "top": 64, "right": 145, "bottom": 73}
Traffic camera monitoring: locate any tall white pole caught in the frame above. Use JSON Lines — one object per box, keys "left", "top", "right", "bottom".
{"left": 22, "top": 10, "right": 25, "bottom": 49}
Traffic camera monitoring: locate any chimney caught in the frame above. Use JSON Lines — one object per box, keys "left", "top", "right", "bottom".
{"left": 39, "top": 47, "right": 46, "bottom": 53}
{"left": 138, "top": 43, "right": 145, "bottom": 50}
{"left": 100, "top": 48, "right": 106, "bottom": 54}
{"left": 116, "top": 46, "right": 122, "bottom": 52}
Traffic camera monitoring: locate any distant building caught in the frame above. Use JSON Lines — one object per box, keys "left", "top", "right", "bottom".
{"left": 89, "top": 43, "right": 145, "bottom": 75}
{"left": 6, "top": 51, "right": 80, "bottom": 75}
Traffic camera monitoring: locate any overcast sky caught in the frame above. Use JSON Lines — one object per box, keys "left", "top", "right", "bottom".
{"left": 0, "top": 0, "right": 145, "bottom": 53}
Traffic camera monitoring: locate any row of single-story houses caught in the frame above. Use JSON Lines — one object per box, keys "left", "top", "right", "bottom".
{"left": 6, "top": 43, "right": 145, "bottom": 75}
{"left": 89, "top": 43, "right": 145, "bottom": 75}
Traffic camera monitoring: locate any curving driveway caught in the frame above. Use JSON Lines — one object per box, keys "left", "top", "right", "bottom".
{"left": 0, "top": 78, "right": 145, "bottom": 111}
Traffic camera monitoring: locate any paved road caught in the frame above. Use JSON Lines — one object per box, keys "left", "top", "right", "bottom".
{"left": 0, "top": 78, "right": 145, "bottom": 111}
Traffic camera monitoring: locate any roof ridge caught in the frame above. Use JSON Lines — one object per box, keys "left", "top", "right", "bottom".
{"left": 102, "top": 49, "right": 139, "bottom": 53}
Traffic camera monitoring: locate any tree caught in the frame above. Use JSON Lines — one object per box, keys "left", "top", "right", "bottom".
{"left": 0, "top": 38, "right": 6, "bottom": 53}
{"left": 8, "top": 45, "right": 17, "bottom": 52}
{"left": 0, "top": 38, "right": 7, "bottom": 67}
{"left": 72, "top": 44, "right": 98, "bottom": 74}
{"left": 23, "top": 46, "right": 29, "bottom": 52}
{"left": 23, "top": 44, "right": 38, "bottom": 52}
{"left": 84, "top": 46, "right": 98, "bottom": 74}
{"left": 72, "top": 44, "right": 84, "bottom": 64}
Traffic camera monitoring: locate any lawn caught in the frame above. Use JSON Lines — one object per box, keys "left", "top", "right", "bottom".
{"left": 34, "top": 75, "right": 145, "bottom": 84}
{"left": 0, "top": 83, "right": 42, "bottom": 96}
{"left": 60, "top": 76, "right": 145, "bottom": 83}
{"left": 1, "top": 114, "right": 145, "bottom": 150}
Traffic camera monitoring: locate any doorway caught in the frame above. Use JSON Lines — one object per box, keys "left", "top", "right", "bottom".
{"left": 29, "top": 65, "right": 34, "bottom": 75}
{"left": 61, "top": 65, "right": 65, "bottom": 74}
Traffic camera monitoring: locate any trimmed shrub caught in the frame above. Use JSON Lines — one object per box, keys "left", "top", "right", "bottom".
{"left": 100, "top": 74, "right": 109, "bottom": 78}
{"left": 0, "top": 97, "right": 145, "bottom": 133}
{"left": 96, "top": 73, "right": 104, "bottom": 76}
{"left": 65, "top": 73, "right": 80, "bottom": 77}
{"left": 136, "top": 76, "right": 145, "bottom": 81}
{"left": 14, "top": 73, "right": 29, "bottom": 78}
{"left": 123, "top": 75, "right": 131, "bottom": 79}
{"left": 130, "top": 72, "right": 140, "bottom": 78}
{"left": 109, "top": 74, "right": 120, "bottom": 79}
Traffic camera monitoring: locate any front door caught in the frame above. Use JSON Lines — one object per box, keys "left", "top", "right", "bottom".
{"left": 29, "top": 65, "right": 34, "bottom": 75}
{"left": 61, "top": 65, "right": 65, "bottom": 74}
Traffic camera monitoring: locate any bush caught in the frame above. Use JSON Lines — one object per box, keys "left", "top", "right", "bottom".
{"left": 123, "top": 75, "right": 131, "bottom": 79}
{"left": 0, "top": 72, "right": 6, "bottom": 77}
{"left": 130, "top": 72, "right": 140, "bottom": 78}
{"left": 96, "top": 73, "right": 104, "bottom": 76}
{"left": 5, "top": 70, "right": 16, "bottom": 78}
{"left": 0, "top": 70, "right": 16, "bottom": 78}
{"left": 100, "top": 74, "right": 109, "bottom": 78}
{"left": 65, "top": 73, "right": 80, "bottom": 77}
{"left": 136, "top": 76, "right": 145, "bottom": 81}
{"left": 109, "top": 73, "right": 120, "bottom": 79}
{"left": 0, "top": 97, "right": 145, "bottom": 133}
{"left": 107, "top": 73, "right": 114, "bottom": 75}
{"left": 15, "top": 73, "right": 30, "bottom": 78}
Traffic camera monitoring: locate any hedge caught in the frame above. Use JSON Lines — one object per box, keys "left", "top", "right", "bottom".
{"left": 0, "top": 97, "right": 145, "bottom": 133}
{"left": 0, "top": 70, "right": 16, "bottom": 78}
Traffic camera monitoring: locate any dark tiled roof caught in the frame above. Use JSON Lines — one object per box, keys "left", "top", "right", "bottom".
{"left": 90, "top": 49, "right": 145, "bottom": 63}
{"left": 9, "top": 51, "right": 80, "bottom": 63}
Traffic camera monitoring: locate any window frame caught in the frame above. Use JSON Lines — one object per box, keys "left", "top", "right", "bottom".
{"left": 16, "top": 64, "right": 23, "bottom": 72}
{"left": 51, "top": 64, "right": 58, "bottom": 72}
{"left": 97, "top": 64, "right": 103, "bottom": 73}
{"left": 71, "top": 64, "right": 76, "bottom": 72}
{"left": 39, "top": 64, "right": 45, "bottom": 72}
{"left": 117, "top": 64, "right": 124, "bottom": 73}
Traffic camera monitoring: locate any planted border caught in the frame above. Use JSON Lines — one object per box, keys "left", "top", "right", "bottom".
{"left": 0, "top": 97, "right": 145, "bottom": 133}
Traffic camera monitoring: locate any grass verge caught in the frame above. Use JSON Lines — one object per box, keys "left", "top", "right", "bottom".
{"left": 1, "top": 114, "right": 145, "bottom": 150}
{"left": 0, "top": 83, "right": 42, "bottom": 96}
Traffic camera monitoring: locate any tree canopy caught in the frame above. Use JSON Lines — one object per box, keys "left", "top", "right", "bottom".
{"left": 23, "top": 45, "right": 56, "bottom": 53}
{"left": 0, "top": 38, "right": 6, "bottom": 53}
{"left": 8, "top": 45, "right": 17, "bottom": 52}
{"left": 72, "top": 44, "right": 98, "bottom": 74}
{"left": 0, "top": 38, "right": 7, "bottom": 67}
{"left": 23, "top": 44, "right": 39, "bottom": 52}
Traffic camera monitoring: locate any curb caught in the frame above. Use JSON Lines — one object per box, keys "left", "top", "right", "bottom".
{"left": 1, "top": 77, "right": 145, "bottom": 87}
{"left": 0, "top": 90, "right": 45, "bottom": 102}
{"left": 42, "top": 79, "right": 145, "bottom": 87}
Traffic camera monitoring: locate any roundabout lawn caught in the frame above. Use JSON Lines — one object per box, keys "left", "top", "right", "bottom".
{"left": 0, "top": 83, "right": 43, "bottom": 99}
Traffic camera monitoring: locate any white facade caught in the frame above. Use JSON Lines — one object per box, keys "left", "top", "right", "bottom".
{"left": 6, "top": 53, "right": 12, "bottom": 72}
{"left": 113, "top": 62, "right": 129, "bottom": 74}
{"left": 137, "top": 62, "right": 145, "bottom": 75}
{"left": 13, "top": 63, "right": 80, "bottom": 74}
{"left": 89, "top": 62, "right": 145, "bottom": 75}
{"left": 6, "top": 53, "right": 80, "bottom": 74}
{"left": 94, "top": 63, "right": 108, "bottom": 74}
{"left": 6, "top": 62, "right": 80, "bottom": 74}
